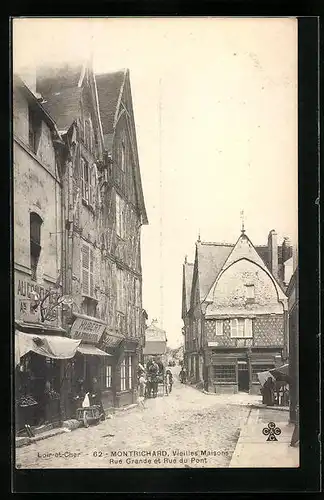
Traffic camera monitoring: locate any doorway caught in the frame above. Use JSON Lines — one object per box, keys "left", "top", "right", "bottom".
{"left": 238, "top": 361, "right": 249, "bottom": 392}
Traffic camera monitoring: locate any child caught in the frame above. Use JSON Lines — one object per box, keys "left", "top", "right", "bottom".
{"left": 138, "top": 372, "right": 147, "bottom": 409}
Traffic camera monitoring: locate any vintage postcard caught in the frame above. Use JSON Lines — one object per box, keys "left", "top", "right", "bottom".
{"left": 13, "top": 17, "right": 299, "bottom": 471}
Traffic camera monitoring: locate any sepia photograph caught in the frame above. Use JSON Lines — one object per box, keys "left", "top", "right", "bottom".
{"left": 13, "top": 17, "right": 299, "bottom": 471}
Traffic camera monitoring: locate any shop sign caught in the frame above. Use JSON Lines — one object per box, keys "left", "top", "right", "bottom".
{"left": 101, "top": 330, "right": 124, "bottom": 348}
{"left": 16, "top": 278, "right": 58, "bottom": 323}
{"left": 70, "top": 317, "right": 106, "bottom": 344}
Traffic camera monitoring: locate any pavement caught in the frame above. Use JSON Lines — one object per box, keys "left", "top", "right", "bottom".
{"left": 229, "top": 406, "right": 299, "bottom": 468}
{"left": 15, "top": 368, "right": 298, "bottom": 470}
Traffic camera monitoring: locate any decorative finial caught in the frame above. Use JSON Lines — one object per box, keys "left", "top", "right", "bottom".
{"left": 240, "top": 210, "right": 245, "bottom": 234}
{"left": 198, "top": 229, "right": 201, "bottom": 242}
{"left": 184, "top": 255, "right": 188, "bottom": 264}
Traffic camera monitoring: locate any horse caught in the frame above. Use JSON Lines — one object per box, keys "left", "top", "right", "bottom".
{"left": 145, "top": 374, "right": 158, "bottom": 398}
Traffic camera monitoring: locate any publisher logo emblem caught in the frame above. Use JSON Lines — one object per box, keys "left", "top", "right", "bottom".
{"left": 262, "top": 421, "right": 281, "bottom": 441}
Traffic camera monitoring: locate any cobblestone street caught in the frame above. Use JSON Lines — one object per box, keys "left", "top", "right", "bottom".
{"left": 16, "top": 371, "right": 260, "bottom": 469}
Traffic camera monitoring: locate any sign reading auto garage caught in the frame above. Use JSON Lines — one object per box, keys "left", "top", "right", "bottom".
{"left": 70, "top": 316, "right": 106, "bottom": 344}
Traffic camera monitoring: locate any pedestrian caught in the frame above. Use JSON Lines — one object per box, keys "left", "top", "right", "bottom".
{"left": 138, "top": 371, "right": 146, "bottom": 398}
{"left": 262, "top": 376, "right": 275, "bottom": 406}
{"left": 165, "top": 369, "right": 173, "bottom": 393}
{"left": 90, "top": 377, "right": 105, "bottom": 421}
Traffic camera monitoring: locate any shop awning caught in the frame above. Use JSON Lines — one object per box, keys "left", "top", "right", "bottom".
{"left": 15, "top": 330, "right": 81, "bottom": 366}
{"left": 77, "top": 345, "right": 112, "bottom": 356}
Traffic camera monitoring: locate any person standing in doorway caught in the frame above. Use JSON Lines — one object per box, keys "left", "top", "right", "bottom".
{"left": 90, "top": 377, "right": 105, "bottom": 421}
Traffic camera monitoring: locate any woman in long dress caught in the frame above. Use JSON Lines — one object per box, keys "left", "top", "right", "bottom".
{"left": 262, "top": 376, "right": 275, "bottom": 406}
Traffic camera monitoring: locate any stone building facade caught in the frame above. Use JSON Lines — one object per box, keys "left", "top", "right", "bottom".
{"left": 13, "top": 74, "right": 72, "bottom": 429}
{"left": 182, "top": 229, "right": 290, "bottom": 394}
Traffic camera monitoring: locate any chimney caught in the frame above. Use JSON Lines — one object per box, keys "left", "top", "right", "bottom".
{"left": 282, "top": 237, "right": 292, "bottom": 263}
{"left": 268, "top": 230, "right": 278, "bottom": 278}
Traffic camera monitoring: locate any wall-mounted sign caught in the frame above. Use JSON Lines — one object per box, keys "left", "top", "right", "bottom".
{"left": 15, "top": 276, "right": 59, "bottom": 322}
{"left": 70, "top": 317, "right": 106, "bottom": 344}
{"left": 101, "top": 330, "right": 124, "bottom": 348}
{"left": 207, "top": 341, "right": 219, "bottom": 347}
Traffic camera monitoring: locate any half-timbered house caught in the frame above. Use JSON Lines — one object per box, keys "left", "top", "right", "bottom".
{"left": 36, "top": 63, "right": 148, "bottom": 411}
{"left": 182, "top": 228, "right": 291, "bottom": 394}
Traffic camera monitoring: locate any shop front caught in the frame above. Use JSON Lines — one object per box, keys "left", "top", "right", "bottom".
{"left": 68, "top": 313, "right": 113, "bottom": 418}
{"left": 15, "top": 321, "right": 81, "bottom": 432}
{"left": 204, "top": 347, "right": 282, "bottom": 395}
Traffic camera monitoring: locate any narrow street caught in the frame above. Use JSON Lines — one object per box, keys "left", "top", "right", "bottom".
{"left": 16, "top": 368, "right": 260, "bottom": 469}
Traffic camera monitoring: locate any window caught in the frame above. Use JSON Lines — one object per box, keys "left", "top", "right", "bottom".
{"left": 215, "top": 320, "right": 224, "bottom": 336}
{"left": 30, "top": 212, "right": 42, "bottom": 281}
{"left": 105, "top": 365, "right": 112, "bottom": 388}
{"left": 116, "top": 194, "right": 125, "bottom": 238}
{"left": 121, "top": 141, "right": 125, "bottom": 171}
{"left": 245, "top": 285, "right": 255, "bottom": 302}
{"left": 81, "top": 242, "right": 95, "bottom": 298}
{"left": 120, "top": 358, "right": 126, "bottom": 391}
{"left": 81, "top": 159, "right": 96, "bottom": 208}
{"left": 128, "top": 356, "right": 132, "bottom": 389}
{"left": 251, "top": 364, "right": 275, "bottom": 383}
{"left": 213, "top": 365, "right": 236, "bottom": 383}
{"left": 81, "top": 158, "right": 89, "bottom": 203}
{"left": 82, "top": 297, "right": 97, "bottom": 317}
{"left": 230, "top": 318, "right": 253, "bottom": 338}
{"left": 28, "top": 105, "right": 40, "bottom": 153}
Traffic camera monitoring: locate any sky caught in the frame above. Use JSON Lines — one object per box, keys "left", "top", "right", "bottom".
{"left": 13, "top": 18, "right": 298, "bottom": 348}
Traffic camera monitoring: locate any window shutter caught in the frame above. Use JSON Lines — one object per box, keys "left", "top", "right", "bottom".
{"left": 81, "top": 244, "right": 90, "bottom": 296}
{"left": 89, "top": 248, "right": 94, "bottom": 297}
{"left": 244, "top": 318, "right": 253, "bottom": 337}
{"left": 89, "top": 164, "right": 96, "bottom": 207}
{"left": 230, "top": 319, "right": 237, "bottom": 337}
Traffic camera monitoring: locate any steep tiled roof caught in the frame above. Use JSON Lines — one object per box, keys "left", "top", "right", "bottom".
{"left": 197, "top": 242, "right": 233, "bottom": 301}
{"left": 36, "top": 63, "right": 83, "bottom": 94}
{"left": 143, "top": 341, "right": 166, "bottom": 355}
{"left": 95, "top": 70, "right": 126, "bottom": 135}
{"left": 184, "top": 262, "right": 194, "bottom": 312}
{"left": 36, "top": 63, "right": 84, "bottom": 131}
